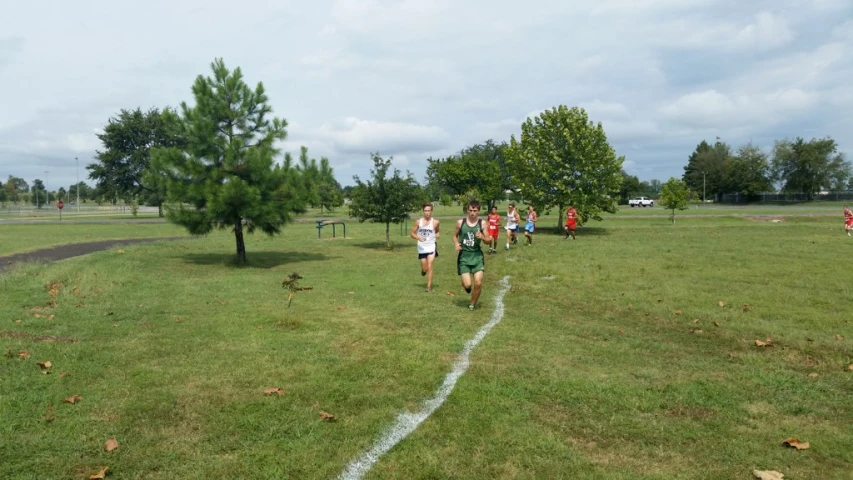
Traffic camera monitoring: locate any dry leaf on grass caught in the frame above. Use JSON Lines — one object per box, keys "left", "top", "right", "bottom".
{"left": 59, "top": 372, "right": 70, "bottom": 378}
{"left": 848, "top": 364, "right": 853, "bottom": 371}
{"left": 693, "top": 329, "right": 704, "bottom": 334}
{"left": 319, "top": 411, "right": 336, "bottom": 421}
{"left": 104, "top": 438, "right": 119, "bottom": 452}
{"left": 782, "top": 437, "right": 810, "bottom": 450}
{"left": 718, "top": 301, "right": 725, "bottom": 307}
{"left": 808, "top": 373, "right": 818, "bottom": 378}
{"left": 755, "top": 338, "right": 772, "bottom": 347}
{"left": 264, "top": 388, "right": 285, "bottom": 396}
{"left": 692, "top": 319, "right": 699, "bottom": 324}
{"left": 63, "top": 394, "right": 82, "bottom": 404}
{"left": 713, "top": 321, "right": 720, "bottom": 327}
{"left": 674, "top": 309, "right": 682, "bottom": 315}
{"left": 743, "top": 304, "right": 752, "bottom": 312}
{"left": 753, "top": 470, "right": 784, "bottom": 480}
{"left": 337, "top": 306, "right": 346, "bottom": 311}
{"left": 37, "top": 361, "right": 52, "bottom": 369}
{"left": 117, "top": 249, "right": 124, "bottom": 254}
{"left": 446, "top": 291, "right": 455, "bottom": 296}
{"left": 18, "top": 350, "right": 30, "bottom": 360}
{"left": 88, "top": 466, "right": 109, "bottom": 479}
{"left": 836, "top": 334, "right": 845, "bottom": 341}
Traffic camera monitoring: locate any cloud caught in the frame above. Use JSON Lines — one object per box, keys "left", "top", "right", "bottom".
{"left": 660, "top": 88, "right": 820, "bottom": 128}
{"left": 1, "top": 0, "right": 851, "bottom": 187}
{"left": 312, "top": 118, "right": 451, "bottom": 155}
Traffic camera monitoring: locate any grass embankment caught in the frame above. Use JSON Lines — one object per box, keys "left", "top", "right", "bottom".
{"left": 1, "top": 216, "right": 851, "bottom": 479}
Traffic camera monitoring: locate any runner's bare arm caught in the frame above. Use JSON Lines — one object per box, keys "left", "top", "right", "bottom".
{"left": 410, "top": 221, "right": 422, "bottom": 241}
{"left": 453, "top": 219, "right": 463, "bottom": 251}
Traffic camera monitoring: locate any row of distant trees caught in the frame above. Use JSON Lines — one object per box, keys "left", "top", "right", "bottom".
{"left": 681, "top": 137, "right": 851, "bottom": 202}
{"left": 0, "top": 176, "right": 100, "bottom": 208}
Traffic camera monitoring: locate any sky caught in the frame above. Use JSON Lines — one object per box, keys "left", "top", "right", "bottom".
{"left": 1, "top": 0, "right": 852, "bottom": 192}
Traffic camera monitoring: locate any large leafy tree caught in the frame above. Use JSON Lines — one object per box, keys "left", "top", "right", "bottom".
{"left": 771, "top": 136, "right": 851, "bottom": 198}
{"left": 505, "top": 105, "right": 623, "bottom": 227}
{"left": 618, "top": 170, "right": 644, "bottom": 204}
{"left": 724, "top": 143, "right": 773, "bottom": 200}
{"left": 349, "top": 153, "right": 427, "bottom": 248}
{"left": 682, "top": 139, "right": 731, "bottom": 201}
{"left": 659, "top": 177, "right": 690, "bottom": 224}
{"left": 4, "top": 176, "right": 28, "bottom": 204}
{"left": 426, "top": 139, "right": 510, "bottom": 210}
{"left": 151, "top": 58, "right": 309, "bottom": 264}
{"left": 88, "top": 106, "right": 185, "bottom": 216}
{"left": 30, "top": 179, "right": 46, "bottom": 208}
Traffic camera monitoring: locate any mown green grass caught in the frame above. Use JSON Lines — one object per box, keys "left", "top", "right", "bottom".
{"left": 0, "top": 223, "right": 189, "bottom": 256}
{"left": 1, "top": 216, "right": 851, "bottom": 479}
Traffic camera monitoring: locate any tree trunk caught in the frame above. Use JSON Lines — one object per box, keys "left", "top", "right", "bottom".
{"left": 556, "top": 203, "right": 565, "bottom": 230}
{"left": 158, "top": 203, "right": 164, "bottom": 218}
{"left": 385, "top": 222, "right": 391, "bottom": 249}
{"left": 235, "top": 220, "right": 246, "bottom": 263}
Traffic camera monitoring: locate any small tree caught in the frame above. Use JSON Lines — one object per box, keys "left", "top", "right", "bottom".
{"left": 152, "top": 58, "right": 309, "bottom": 264}
{"left": 659, "top": 177, "right": 690, "bottom": 224}
{"left": 349, "top": 153, "right": 427, "bottom": 248}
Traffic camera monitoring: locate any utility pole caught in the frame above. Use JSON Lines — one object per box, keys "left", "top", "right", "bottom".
{"left": 76, "top": 157, "right": 80, "bottom": 211}
{"left": 45, "top": 170, "right": 50, "bottom": 205}
{"left": 703, "top": 172, "right": 706, "bottom": 205}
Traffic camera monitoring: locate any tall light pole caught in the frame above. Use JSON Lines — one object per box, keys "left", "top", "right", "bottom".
{"left": 44, "top": 170, "right": 50, "bottom": 205}
{"left": 703, "top": 172, "right": 706, "bottom": 205}
{"left": 76, "top": 157, "right": 80, "bottom": 211}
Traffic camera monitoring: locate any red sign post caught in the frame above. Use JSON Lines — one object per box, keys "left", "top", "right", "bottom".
{"left": 57, "top": 200, "right": 64, "bottom": 221}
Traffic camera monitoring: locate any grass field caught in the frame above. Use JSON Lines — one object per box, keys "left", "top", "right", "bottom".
{"left": 1, "top": 215, "right": 851, "bottom": 479}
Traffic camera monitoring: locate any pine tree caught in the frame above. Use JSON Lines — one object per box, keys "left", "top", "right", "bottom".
{"left": 152, "top": 58, "right": 309, "bottom": 264}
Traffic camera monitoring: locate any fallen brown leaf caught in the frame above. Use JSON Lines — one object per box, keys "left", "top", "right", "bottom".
{"left": 848, "top": 364, "right": 853, "bottom": 371}
{"left": 37, "top": 361, "right": 52, "bottom": 369}
{"left": 446, "top": 291, "right": 455, "bottom": 296}
{"left": 104, "top": 438, "right": 119, "bottom": 452}
{"left": 674, "top": 309, "right": 682, "bottom": 315}
{"left": 88, "top": 466, "right": 109, "bottom": 479}
{"left": 755, "top": 339, "right": 772, "bottom": 347}
{"left": 63, "top": 394, "right": 82, "bottom": 404}
{"left": 693, "top": 329, "right": 704, "bottom": 334}
{"left": 264, "top": 387, "right": 285, "bottom": 396}
{"left": 718, "top": 301, "right": 725, "bottom": 307}
{"left": 117, "top": 249, "right": 124, "bottom": 254}
{"left": 836, "top": 334, "right": 844, "bottom": 341}
{"left": 15, "top": 319, "right": 22, "bottom": 324}
{"left": 337, "top": 306, "right": 346, "bottom": 311}
{"left": 782, "top": 437, "right": 809, "bottom": 450}
{"left": 713, "top": 321, "right": 720, "bottom": 327}
{"left": 618, "top": 329, "right": 624, "bottom": 334}
{"left": 18, "top": 350, "right": 30, "bottom": 360}
{"left": 753, "top": 470, "right": 784, "bottom": 480}
{"left": 692, "top": 319, "right": 699, "bottom": 324}
{"left": 743, "top": 304, "right": 752, "bottom": 312}
{"left": 808, "top": 373, "right": 818, "bottom": 378}
{"left": 59, "top": 372, "right": 70, "bottom": 378}
{"left": 319, "top": 411, "right": 336, "bottom": 421}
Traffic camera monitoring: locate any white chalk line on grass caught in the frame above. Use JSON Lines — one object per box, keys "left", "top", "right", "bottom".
{"left": 337, "top": 275, "right": 512, "bottom": 480}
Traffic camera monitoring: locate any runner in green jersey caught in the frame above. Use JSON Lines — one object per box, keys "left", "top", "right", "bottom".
{"left": 453, "top": 199, "right": 492, "bottom": 310}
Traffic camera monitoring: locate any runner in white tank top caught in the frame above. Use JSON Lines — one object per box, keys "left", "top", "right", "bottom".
{"left": 410, "top": 203, "right": 441, "bottom": 292}
{"left": 504, "top": 203, "right": 520, "bottom": 250}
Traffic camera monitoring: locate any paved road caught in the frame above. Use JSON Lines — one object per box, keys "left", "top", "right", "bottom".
{"left": 0, "top": 237, "right": 185, "bottom": 274}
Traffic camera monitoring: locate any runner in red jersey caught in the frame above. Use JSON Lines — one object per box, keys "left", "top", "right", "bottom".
{"left": 844, "top": 206, "right": 852, "bottom": 237}
{"left": 486, "top": 205, "right": 501, "bottom": 253}
{"left": 564, "top": 203, "right": 578, "bottom": 240}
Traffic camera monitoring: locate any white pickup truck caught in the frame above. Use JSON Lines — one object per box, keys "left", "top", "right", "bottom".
{"left": 628, "top": 196, "right": 654, "bottom": 207}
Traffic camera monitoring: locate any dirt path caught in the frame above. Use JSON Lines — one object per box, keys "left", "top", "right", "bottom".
{"left": 0, "top": 237, "right": 185, "bottom": 274}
